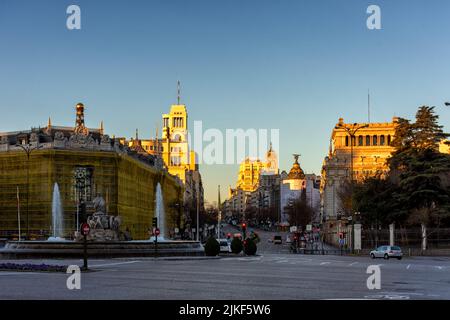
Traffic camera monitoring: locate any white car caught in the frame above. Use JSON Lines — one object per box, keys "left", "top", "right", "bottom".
{"left": 218, "top": 239, "right": 231, "bottom": 253}
{"left": 370, "top": 245, "right": 403, "bottom": 260}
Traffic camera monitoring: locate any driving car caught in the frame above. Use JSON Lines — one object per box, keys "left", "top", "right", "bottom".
{"left": 370, "top": 245, "right": 403, "bottom": 260}
{"left": 273, "top": 235, "right": 282, "bottom": 244}
{"left": 218, "top": 239, "right": 231, "bottom": 253}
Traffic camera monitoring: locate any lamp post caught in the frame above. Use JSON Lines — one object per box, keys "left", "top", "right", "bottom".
{"left": 337, "top": 123, "right": 369, "bottom": 182}
{"left": 16, "top": 139, "right": 42, "bottom": 239}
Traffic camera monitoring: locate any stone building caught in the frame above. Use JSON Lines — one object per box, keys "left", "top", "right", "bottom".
{"left": 0, "top": 103, "right": 183, "bottom": 240}
{"left": 124, "top": 91, "right": 204, "bottom": 229}
{"left": 319, "top": 117, "right": 398, "bottom": 245}
{"left": 320, "top": 117, "right": 397, "bottom": 224}
{"left": 280, "top": 155, "right": 320, "bottom": 224}
{"left": 224, "top": 145, "right": 281, "bottom": 221}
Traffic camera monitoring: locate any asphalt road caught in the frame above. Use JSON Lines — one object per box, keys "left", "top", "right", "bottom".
{"left": 1, "top": 254, "right": 449, "bottom": 300}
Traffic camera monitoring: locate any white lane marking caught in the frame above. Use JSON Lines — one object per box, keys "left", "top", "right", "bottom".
{"left": 406, "top": 264, "right": 411, "bottom": 270}
{"left": 349, "top": 262, "right": 358, "bottom": 266}
{"left": 435, "top": 266, "right": 443, "bottom": 270}
{"left": 320, "top": 262, "right": 331, "bottom": 265}
{"left": 0, "top": 272, "right": 43, "bottom": 276}
{"left": 275, "top": 260, "right": 289, "bottom": 264}
{"left": 91, "top": 260, "right": 141, "bottom": 267}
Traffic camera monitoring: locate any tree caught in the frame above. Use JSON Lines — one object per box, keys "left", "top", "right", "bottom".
{"left": 388, "top": 106, "right": 450, "bottom": 228}
{"left": 286, "top": 190, "right": 314, "bottom": 228}
{"left": 204, "top": 237, "right": 220, "bottom": 256}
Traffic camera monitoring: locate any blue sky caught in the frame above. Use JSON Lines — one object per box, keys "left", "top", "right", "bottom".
{"left": 1, "top": 0, "right": 449, "bottom": 202}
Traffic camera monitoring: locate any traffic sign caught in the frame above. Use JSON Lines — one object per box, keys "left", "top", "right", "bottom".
{"left": 155, "top": 228, "right": 160, "bottom": 236}
{"left": 306, "top": 224, "right": 312, "bottom": 231}
{"left": 81, "top": 223, "right": 90, "bottom": 236}
{"left": 290, "top": 226, "right": 297, "bottom": 232}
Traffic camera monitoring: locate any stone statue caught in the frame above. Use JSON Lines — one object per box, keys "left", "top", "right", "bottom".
{"left": 101, "top": 134, "right": 111, "bottom": 144}
{"left": 54, "top": 131, "right": 65, "bottom": 141}
{"left": 0, "top": 136, "right": 8, "bottom": 144}
{"left": 30, "top": 132, "right": 39, "bottom": 142}
{"left": 83, "top": 194, "right": 121, "bottom": 241}
{"left": 93, "top": 194, "right": 106, "bottom": 215}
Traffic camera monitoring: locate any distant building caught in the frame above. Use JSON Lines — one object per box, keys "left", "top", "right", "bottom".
{"left": 439, "top": 140, "right": 450, "bottom": 154}
{"left": 280, "top": 155, "right": 320, "bottom": 224}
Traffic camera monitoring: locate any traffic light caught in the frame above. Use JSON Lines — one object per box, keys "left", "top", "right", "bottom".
{"left": 242, "top": 223, "right": 247, "bottom": 233}
{"left": 339, "top": 232, "right": 344, "bottom": 239}
{"left": 152, "top": 217, "right": 158, "bottom": 228}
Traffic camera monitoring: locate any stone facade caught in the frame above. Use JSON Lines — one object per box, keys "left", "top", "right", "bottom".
{"left": 0, "top": 103, "right": 183, "bottom": 240}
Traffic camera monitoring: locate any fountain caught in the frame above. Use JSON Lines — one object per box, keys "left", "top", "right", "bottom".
{"left": 149, "top": 182, "right": 170, "bottom": 242}
{"left": 1, "top": 185, "right": 204, "bottom": 258}
{"left": 48, "top": 183, "right": 65, "bottom": 241}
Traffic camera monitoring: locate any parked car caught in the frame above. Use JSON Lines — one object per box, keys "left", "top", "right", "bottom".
{"left": 218, "top": 239, "right": 231, "bottom": 253}
{"left": 273, "top": 235, "right": 282, "bottom": 244}
{"left": 370, "top": 245, "right": 403, "bottom": 260}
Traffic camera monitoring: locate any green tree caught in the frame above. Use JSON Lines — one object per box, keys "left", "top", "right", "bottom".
{"left": 204, "top": 237, "right": 220, "bottom": 256}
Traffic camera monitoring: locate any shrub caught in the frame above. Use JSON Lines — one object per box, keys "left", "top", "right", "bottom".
{"left": 231, "top": 237, "right": 243, "bottom": 254}
{"left": 244, "top": 238, "right": 257, "bottom": 255}
{"left": 204, "top": 237, "right": 220, "bottom": 256}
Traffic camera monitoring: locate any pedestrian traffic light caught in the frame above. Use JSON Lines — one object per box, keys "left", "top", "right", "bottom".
{"left": 242, "top": 223, "right": 247, "bottom": 232}
{"left": 152, "top": 217, "right": 157, "bottom": 227}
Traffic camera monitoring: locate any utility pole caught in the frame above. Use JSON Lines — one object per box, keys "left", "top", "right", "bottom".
{"left": 217, "top": 185, "right": 221, "bottom": 239}
{"left": 16, "top": 186, "right": 21, "bottom": 241}
{"left": 196, "top": 182, "right": 200, "bottom": 241}
{"left": 16, "top": 139, "right": 42, "bottom": 239}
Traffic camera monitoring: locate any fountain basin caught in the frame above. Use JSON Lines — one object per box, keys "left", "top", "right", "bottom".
{"left": 0, "top": 240, "right": 204, "bottom": 259}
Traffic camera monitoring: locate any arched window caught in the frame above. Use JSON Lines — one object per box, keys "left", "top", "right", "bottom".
{"left": 387, "top": 135, "right": 391, "bottom": 145}
{"left": 345, "top": 136, "right": 349, "bottom": 147}
{"left": 366, "top": 135, "right": 371, "bottom": 146}
{"left": 380, "top": 135, "right": 385, "bottom": 146}
{"left": 373, "top": 135, "right": 378, "bottom": 146}
{"left": 358, "top": 136, "right": 363, "bottom": 146}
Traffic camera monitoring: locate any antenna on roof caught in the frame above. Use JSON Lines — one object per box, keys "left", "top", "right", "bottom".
{"left": 177, "top": 80, "right": 181, "bottom": 105}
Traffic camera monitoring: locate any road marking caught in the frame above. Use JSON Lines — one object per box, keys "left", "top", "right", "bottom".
{"left": 0, "top": 272, "right": 40, "bottom": 276}
{"left": 275, "top": 260, "right": 289, "bottom": 264}
{"left": 91, "top": 260, "right": 141, "bottom": 267}
{"left": 406, "top": 264, "right": 411, "bottom": 270}
{"left": 320, "top": 262, "right": 331, "bottom": 265}
{"left": 435, "top": 266, "right": 443, "bottom": 270}
{"left": 348, "top": 262, "right": 358, "bottom": 266}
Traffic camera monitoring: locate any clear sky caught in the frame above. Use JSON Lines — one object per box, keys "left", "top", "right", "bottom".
{"left": 1, "top": 0, "right": 449, "bottom": 203}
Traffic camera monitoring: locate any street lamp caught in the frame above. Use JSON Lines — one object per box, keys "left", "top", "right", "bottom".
{"left": 337, "top": 122, "right": 369, "bottom": 182}
{"left": 15, "top": 139, "right": 42, "bottom": 239}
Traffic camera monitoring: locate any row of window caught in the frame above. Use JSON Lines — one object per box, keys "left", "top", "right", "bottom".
{"left": 345, "top": 134, "right": 392, "bottom": 147}
{"left": 144, "top": 145, "right": 163, "bottom": 151}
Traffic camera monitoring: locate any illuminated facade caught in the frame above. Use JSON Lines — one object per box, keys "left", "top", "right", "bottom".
{"left": 320, "top": 117, "right": 397, "bottom": 224}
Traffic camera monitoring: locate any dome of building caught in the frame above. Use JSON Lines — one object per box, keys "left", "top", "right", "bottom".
{"left": 287, "top": 155, "right": 305, "bottom": 180}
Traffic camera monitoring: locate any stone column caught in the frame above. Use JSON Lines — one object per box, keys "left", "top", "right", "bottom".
{"left": 389, "top": 223, "right": 395, "bottom": 246}
{"left": 421, "top": 223, "right": 427, "bottom": 251}
{"left": 354, "top": 223, "right": 362, "bottom": 251}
